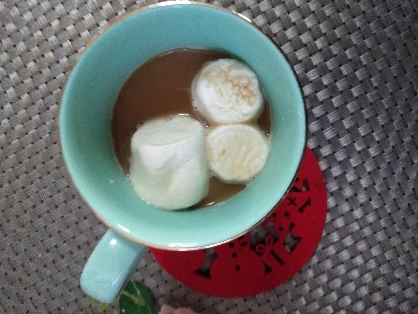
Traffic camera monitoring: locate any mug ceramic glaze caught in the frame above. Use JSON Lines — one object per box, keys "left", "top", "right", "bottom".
{"left": 59, "top": 1, "right": 306, "bottom": 303}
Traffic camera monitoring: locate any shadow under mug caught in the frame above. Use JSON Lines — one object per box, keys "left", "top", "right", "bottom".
{"left": 59, "top": 1, "right": 306, "bottom": 303}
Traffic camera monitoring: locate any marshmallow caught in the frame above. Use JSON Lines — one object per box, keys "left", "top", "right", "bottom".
{"left": 206, "top": 124, "right": 269, "bottom": 184}
{"left": 129, "top": 115, "right": 209, "bottom": 210}
{"left": 192, "top": 59, "right": 263, "bottom": 125}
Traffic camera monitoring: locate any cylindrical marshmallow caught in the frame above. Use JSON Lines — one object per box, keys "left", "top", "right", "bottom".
{"left": 206, "top": 124, "right": 269, "bottom": 184}
{"left": 192, "top": 59, "right": 263, "bottom": 125}
{"left": 129, "top": 115, "right": 209, "bottom": 210}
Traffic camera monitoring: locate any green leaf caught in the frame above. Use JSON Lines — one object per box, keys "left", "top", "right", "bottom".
{"left": 91, "top": 299, "right": 109, "bottom": 312}
{"left": 119, "top": 280, "right": 154, "bottom": 314}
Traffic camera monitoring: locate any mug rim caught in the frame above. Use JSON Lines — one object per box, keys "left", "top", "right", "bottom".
{"left": 59, "top": 0, "right": 307, "bottom": 250}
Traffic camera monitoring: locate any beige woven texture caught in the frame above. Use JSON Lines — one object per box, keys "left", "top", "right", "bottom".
{"left": 1, "top": 0, "right": 417, "bottom": 313}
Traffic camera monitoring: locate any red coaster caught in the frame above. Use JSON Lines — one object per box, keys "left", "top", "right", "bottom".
{"left": 151, "top": 148, "right": 327, "bottom": 298}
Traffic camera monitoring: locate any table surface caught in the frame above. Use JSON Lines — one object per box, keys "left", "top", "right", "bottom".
{"left": 1, "top": 0, "right": 417, "bottom": 313}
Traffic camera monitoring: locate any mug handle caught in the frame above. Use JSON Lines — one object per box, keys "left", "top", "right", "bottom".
{"left": 80, "top": 229, "right": 147, "bottom": 303}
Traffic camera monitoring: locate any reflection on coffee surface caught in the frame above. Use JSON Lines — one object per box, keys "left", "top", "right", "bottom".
{"left": 111, "top": 49, "right": 271, "bottom": 209}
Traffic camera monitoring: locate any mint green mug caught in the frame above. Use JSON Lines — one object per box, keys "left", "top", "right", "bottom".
{"left": 59, "top": 1, "right": 306, "bottom": 303}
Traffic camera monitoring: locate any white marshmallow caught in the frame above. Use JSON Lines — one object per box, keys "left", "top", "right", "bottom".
{"left": 206, "top": 124, "right": 269, "bottom": 184}
{"left": 192, "top": 59, "right": 263, "bottom": 125}
{"left": 129, "top": 115, "right": 209, "bottom": 210}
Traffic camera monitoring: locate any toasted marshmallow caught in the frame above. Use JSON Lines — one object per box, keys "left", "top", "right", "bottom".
{"left": 206, "top": 124, "right": 269, "bottom": 184}
{"left": 129, "top": 115, "right": 209, "bottom": 210}
{"left": 192, "top": 59, "right": 263, "bottom": 125}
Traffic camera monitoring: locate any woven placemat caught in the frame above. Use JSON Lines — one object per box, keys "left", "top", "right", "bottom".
{"left": 1, "top": 0, "right": 417, "bottom": 313}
